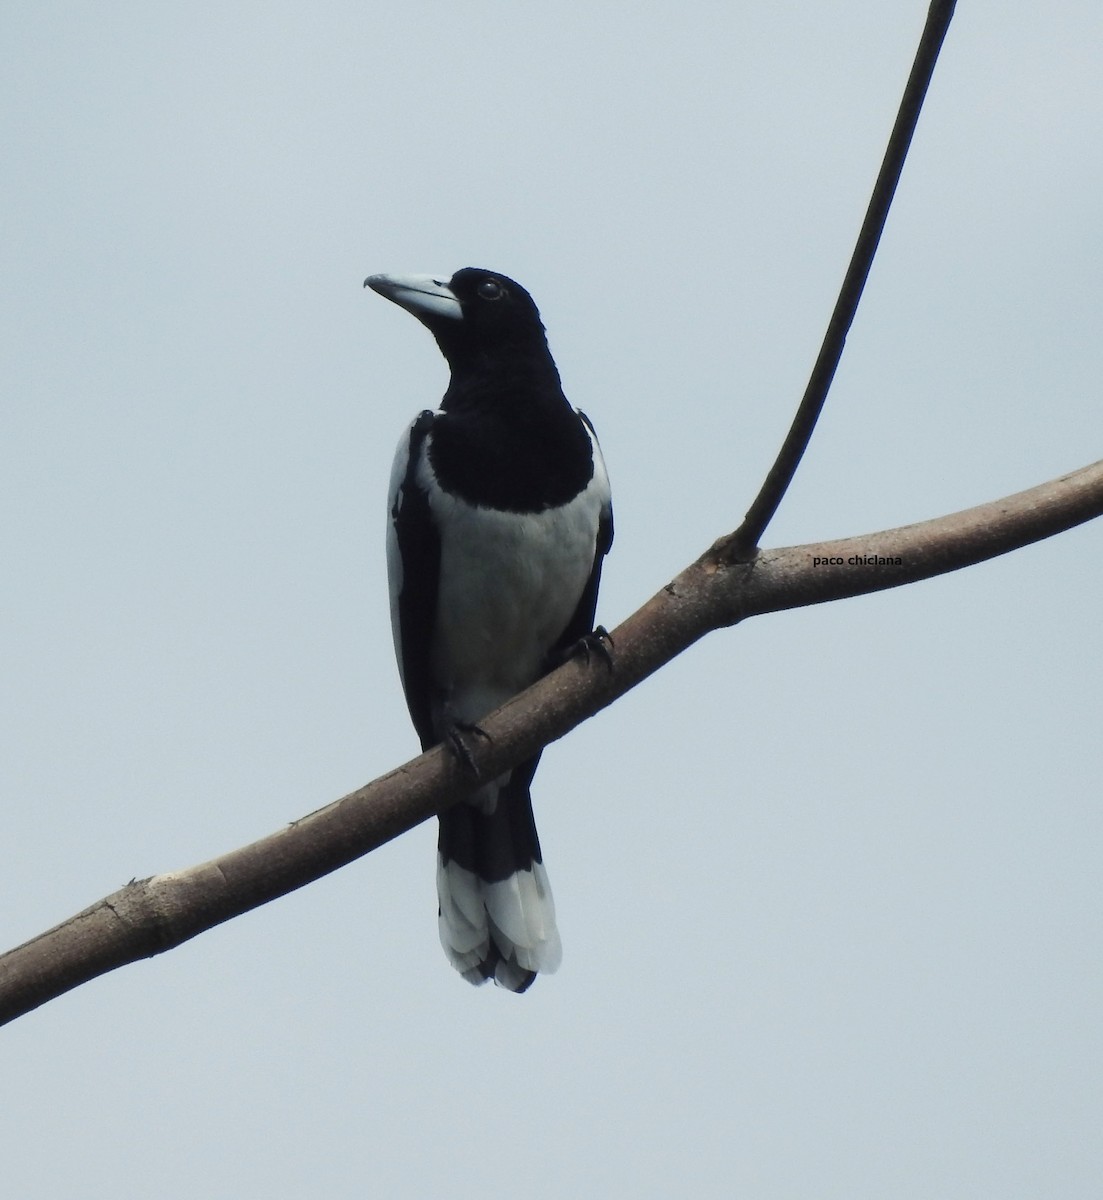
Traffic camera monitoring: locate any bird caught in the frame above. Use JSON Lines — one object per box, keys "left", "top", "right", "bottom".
{"left": 364, "top": 267, "right": 613, "bottom": 992}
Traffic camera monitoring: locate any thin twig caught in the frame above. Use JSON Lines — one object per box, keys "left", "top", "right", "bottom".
{"left": 730, "top": 0, "right": 958, "bottom": 558}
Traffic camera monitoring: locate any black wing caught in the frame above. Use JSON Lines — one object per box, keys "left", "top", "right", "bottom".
{"left": 550, "top": 411, "right": 614, "bottom": 661}
{"left": 388, "top": 410, "right": 440, "bottom": 750}
{"left": 551, "top": 500, "right": 613, "bottom": 662}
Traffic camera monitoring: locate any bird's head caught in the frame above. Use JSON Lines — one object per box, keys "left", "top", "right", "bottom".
{"left": 364, "top": 268, "right": 552, "bottom": 377}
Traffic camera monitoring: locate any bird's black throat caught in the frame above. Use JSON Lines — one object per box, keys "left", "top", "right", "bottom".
{"left": 428, "top": 386, "right": 594, "bottom": 514}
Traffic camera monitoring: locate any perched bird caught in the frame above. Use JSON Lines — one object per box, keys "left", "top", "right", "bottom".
{"left": 365, "top": 267, "right": 613, "bottom": 992}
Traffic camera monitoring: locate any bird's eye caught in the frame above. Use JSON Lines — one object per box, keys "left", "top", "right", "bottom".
{"left": 477, "top": 279, "right": 504, "bottom": 300}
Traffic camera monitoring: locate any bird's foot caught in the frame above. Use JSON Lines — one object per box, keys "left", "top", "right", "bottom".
{"left": 446, "top": 720, "right": 492, "bottom": 780}
{"left": 556, "top": 625, "right": 615, "bottom": 672}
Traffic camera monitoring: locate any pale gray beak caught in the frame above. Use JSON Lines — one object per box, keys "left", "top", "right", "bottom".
{"left": 364, "top": 272, "right": 463, "bottom": 321}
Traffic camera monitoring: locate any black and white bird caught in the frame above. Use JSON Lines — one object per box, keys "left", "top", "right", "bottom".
{"left": 365, "top": 267, "right": 613, "bottom": 992}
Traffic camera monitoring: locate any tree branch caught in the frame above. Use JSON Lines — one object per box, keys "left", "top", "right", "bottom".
{"left": 732, "top": 0, "right": 958, "bottom": 555}
{"left": 3, "top": 457, "right": 1100, "bottom": 1026}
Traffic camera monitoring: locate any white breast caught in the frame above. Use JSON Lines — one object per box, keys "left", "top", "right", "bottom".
{"left": 390, "top": 416, "right": 610, "bottom": 730}
{"left": 430, "top": 469, "right": 606, "bottom": 725}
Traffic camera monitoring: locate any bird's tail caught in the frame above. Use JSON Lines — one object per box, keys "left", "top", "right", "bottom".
{"left": 436, "top": 757, "right": 561, "bottom": 992}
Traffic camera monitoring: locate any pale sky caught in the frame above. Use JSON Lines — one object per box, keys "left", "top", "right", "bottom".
{"left": 3, "top": 3, "right": 1102, "bottom": 1197}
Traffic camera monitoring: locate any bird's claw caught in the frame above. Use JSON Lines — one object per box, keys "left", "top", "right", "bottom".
{"left": 569, "top": 625, "right": 615, "bottom": 671}
{"left": 446, "top": 720, "right": 491, "bottom": 780}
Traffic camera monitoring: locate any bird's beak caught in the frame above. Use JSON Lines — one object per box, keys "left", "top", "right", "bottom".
{"left": 364, "top": 273, "right": 463, "bottom": 321}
